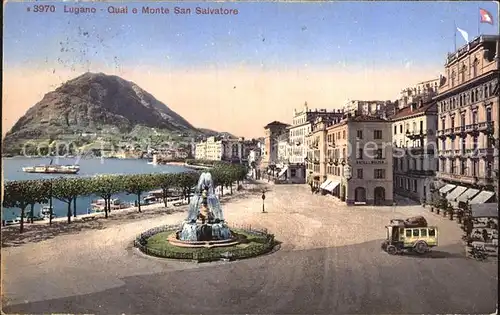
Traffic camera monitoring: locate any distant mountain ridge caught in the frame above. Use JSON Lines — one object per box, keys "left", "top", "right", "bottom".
{"left": 2, "top": 72, "right": 231, "bottom": 154}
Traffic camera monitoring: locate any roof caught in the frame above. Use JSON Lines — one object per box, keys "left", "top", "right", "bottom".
{"left": 349, "top": 115, "right": 388, "bottom": 122}
{"left": 264, "top": 121, "right": 290, "bottom": 129}
{"left": 389, "top": 102, "right": 436, "bottom": 121}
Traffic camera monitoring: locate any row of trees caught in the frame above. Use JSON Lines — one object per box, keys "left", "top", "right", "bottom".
{"left": 2, "top": 163, "right": 248, "bottom": 233}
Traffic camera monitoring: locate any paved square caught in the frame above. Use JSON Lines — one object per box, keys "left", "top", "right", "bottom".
{"left": 2, "top": 183, "right": 498, "bottom": 314}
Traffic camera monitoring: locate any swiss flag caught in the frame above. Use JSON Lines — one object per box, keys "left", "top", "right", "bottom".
{"left": 479, "top": 8, "right": 494, "bottom": 25}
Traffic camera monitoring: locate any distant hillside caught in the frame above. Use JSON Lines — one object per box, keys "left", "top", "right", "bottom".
{"left": 198, "top": 128, "right": 237, "bottom": 139}
{"left": 2, "top": 72, "right": 227, "bottom": 155}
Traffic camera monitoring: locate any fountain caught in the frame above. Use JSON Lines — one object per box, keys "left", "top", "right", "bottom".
{"left": 168, "top": 171, "right": 239, "bottom": 248}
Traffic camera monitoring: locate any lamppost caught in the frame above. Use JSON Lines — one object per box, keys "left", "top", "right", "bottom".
{"left": 261, "top": 190, "right": 266, "bottom": 213}
{"left": 341, "top": 160, "right": 352, "bottom": 202}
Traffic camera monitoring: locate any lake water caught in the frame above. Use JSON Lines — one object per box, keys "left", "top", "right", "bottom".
{"left": 2, "top": 157, "right": 191, "bottom": 221}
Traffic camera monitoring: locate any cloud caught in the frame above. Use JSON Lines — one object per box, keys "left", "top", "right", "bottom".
{"left": 2, "top": 63, "right": 442, "bottom": 138}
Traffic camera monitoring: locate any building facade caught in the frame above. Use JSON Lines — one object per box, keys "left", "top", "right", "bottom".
{"left": 283, "top": 102, "right": 343, "bottom": 183}
{"left": 434, "top": 35, "right": 499, "bottom": 205}
{"left": 322, "top": 115, "right": 394, "bottom": 205}
{"left": 391, "top": 100, "right": 438, "bottom": 203}
{"left": 195, "top": 136, "right": 248, "bottom": 162}
{"left": 261, "top": 121, "right": 289, "bottom": 171}
{"left": 399, "top": 78, "right": 440, "bottom": 109}
{"left": 343, "top": 100, "right": 396, "bottom": 119}
{"left": 305, "top": 116, "right": 331, "bottom": 187}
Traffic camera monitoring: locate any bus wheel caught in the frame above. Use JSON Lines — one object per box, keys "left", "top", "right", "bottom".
{"left": 414, "top": 241, "right": 428, "bottom": 254}
{"left": 387, "top": 245, "right": 397, "bottom": 255}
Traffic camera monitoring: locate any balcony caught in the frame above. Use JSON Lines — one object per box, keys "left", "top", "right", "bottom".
{"left": 408, "top": 169, "right": 435, "bottom": 177}
{"left": 478, "top": 148, "right": 495, "bottom": 158}
{"left": 408, "top": 147, "right": 435, "bottom": 155}
{"left": 439, "top": 149, "right": 454, "bottom": 158}
{"left": 464, "top": 124, "right": 480, "bottom": 135}
{"left": 477, "top": 121, "right": 494, "bottom": 134}
{"left": 405, "top": 130, "right": 427, "bottom": 140}
{"left": 436, "top": 172, "right": 478, "bottom": 185}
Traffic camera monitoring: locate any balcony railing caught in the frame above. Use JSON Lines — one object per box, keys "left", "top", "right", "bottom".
{"left": 408, "top": 169, "right": 435, "bottom": 176}
{"left": 408, "top": 147, "right": 435, "bottom": 155}
{"left": 405, "top": 130, "right": 427, "bottom": 139}
{"left": 477, "top": 121, "right": 494, "bottom": 134}
{"left": 436, "top": 172, "right": 478, "bottom": 185}
{"left": 478, "top": 148, "right": 495, "bottom": 157}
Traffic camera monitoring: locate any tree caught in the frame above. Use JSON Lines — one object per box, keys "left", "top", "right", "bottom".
{"left": 176, "top": 172, "right": 199, "bottom": 204}
{"left": 25, "top": 180, "right": 51, "bottom": 224}
{"left": 52, "top": 178, "right": 87, "bottom": 224}
{"left": 3, "top": 181, "right": 31, "bottom": 233}
{"left": 91, "top": 175, "right": 124, "bottom": 218}
{"left": 154, "top": 173, "right": 175, "bottom": 207}
{"left": 123, "top": 174, "right": 156, "bottom": 213}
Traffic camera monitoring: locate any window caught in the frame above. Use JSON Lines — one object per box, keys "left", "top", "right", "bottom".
{"left": 441, "top": 119, "right": 445, "bottom": 130}
{"left": 342, "top": 130, "right": 346, "bottom": 139}
{"left": 406, "top": 230, "right": 412, "bottom": 237}
{"left": 291, "top": 169, "right": 296, "bottom": 177}
{"left": 357, "top": 169, "right": 363, "bottom": 179}
{"left": 451, "top": 117, "right": 455, "bottom": 129}
{"left": 375, "top": 149, "right": 383, "bottom": 159}
{"left": 394, "top": 126, "right": 397, "bottom": 135}
{"left": 486, "top": 107, "right": 492, "bottom": 122}
{"left": 441, "top": 139, "right": 446, "bottom": 151}
{"left": 357, "top": 148, "right": 363, "bottom": 159}
{"left": 420, "top": 229, "right": 427, "bottom": 237}
{"left": 412, "top": 229, "right": 419, "bottom": 237}
{"left": 413, "top": 180, "right": 417, "bottom": 193}
{"left": 486, "top": 161, "right": 492, "bottom": 178}
{"left": 428, "top": 229, "right": 436, "bottom": 237}
{"left": 472, "top": 160, "right": 478, "bottom": 176}
{"left": 357, "top": 130, "right": 363, "bottom": 139}
{"left": 374, "top": 169, "right": 385, "bottom": 179}
{"left": 461, "top": 159, "right": 467, "bottom": 175}
{"left": 399, "top": 125, "right": 403, "bottom": 133}
{"left": 461, "top": 113, "right": 466, "bottom": 126}
{"left": 374, "top": 130, "right": 382, "bottom": 139}
{"left": 419, "top": 121, "right": 424, "bottom": 133}
{"left": 472, "top": 111, "right": 477, "bottom": 124}
{"left": 472, "top": 59, "right": 478, "bottom": 77}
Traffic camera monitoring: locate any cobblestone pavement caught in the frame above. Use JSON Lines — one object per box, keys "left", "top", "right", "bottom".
{"left": 2, "top": 184, "right": 498, "bottom": 314}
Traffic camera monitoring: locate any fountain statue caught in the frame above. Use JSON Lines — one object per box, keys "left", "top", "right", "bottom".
{"left": 177, "top": 172, "right": 233, "bottom": 242}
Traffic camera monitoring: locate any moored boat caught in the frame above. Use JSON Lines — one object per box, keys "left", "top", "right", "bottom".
{"left": 22, "top": 164, "right": 80, "bottom": 174}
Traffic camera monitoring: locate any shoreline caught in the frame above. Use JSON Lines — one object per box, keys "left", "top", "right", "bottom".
{"left": 1, "top": 180, "right": 268, "bottom": 247}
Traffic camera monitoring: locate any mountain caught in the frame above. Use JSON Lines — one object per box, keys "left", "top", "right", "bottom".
{"left": 2, "top": 72, "right": 217, "bottom": 154}
{"left": 198, "top": 128, "right": 237, "bottom": 139}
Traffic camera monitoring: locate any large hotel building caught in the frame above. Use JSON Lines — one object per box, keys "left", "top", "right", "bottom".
{"left": 306, "top": 114, "right": 394, "bottom": 206}
{"left": 434, "top": 35, "right": 499, "bottom": 207}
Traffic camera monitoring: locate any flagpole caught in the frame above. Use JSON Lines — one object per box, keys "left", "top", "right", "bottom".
{"left": 454, "top": 20, "right": 457, "bottom": 51}
{"left": 477, "top": 4, "right": 481, "bottom": 37}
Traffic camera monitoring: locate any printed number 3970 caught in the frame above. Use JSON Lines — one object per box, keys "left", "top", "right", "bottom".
{"left": 33, "top": 5, "right": 56, "bottom": 12}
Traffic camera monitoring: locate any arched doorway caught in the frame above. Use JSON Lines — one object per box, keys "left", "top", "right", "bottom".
{"left": 354, "top": 187, "right": 366, "bottom": 202}
{"left": 374, "top": 187, "right": 386, "bottom": 205}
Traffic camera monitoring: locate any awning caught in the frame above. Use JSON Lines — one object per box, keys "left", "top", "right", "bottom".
{"left": 320, "top": 180, "right": 331, "bottom": 189}
{"left": 456, "top": 188, "right": 480, "bottom": 203}
{"left": 469, "top": 191, "right": 495, "bottom": 205}
{"left": 445, "top": 186, "right": 467, "bottom": 201}
{"left": 324, "top": 181, "right": 340, "bottom": 192}
{"left": 439, "top": 184, "right": 456, "bottom": 194}
{"left": 470, "top": 203, "right": 498, "bottom": 218}
{"left": 278, "top": 166, "right": 288, "bottom": 178}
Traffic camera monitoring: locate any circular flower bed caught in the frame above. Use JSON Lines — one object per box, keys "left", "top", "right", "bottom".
{"left": 134, "top": 224, "right": 277, "bottom": 262}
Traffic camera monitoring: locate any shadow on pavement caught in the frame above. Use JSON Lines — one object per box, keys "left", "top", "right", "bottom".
{"left": 3, "top": 239, "right": 497, "bottom": 315}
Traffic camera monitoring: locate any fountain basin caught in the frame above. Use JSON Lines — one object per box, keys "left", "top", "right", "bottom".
{"left": 167, "top": 233, "right": 240, "bottom": 248}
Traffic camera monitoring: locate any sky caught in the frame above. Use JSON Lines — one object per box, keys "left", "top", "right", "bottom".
{"left": 3, "top": 1, "right": 499, "bottom": 138}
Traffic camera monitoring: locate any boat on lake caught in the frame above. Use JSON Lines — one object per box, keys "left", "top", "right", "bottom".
{"left": 22, "top": 159, "right": 80, "bottom": 174}
{"left": 88, "top": 198, "right": 130, "bottom": 213}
